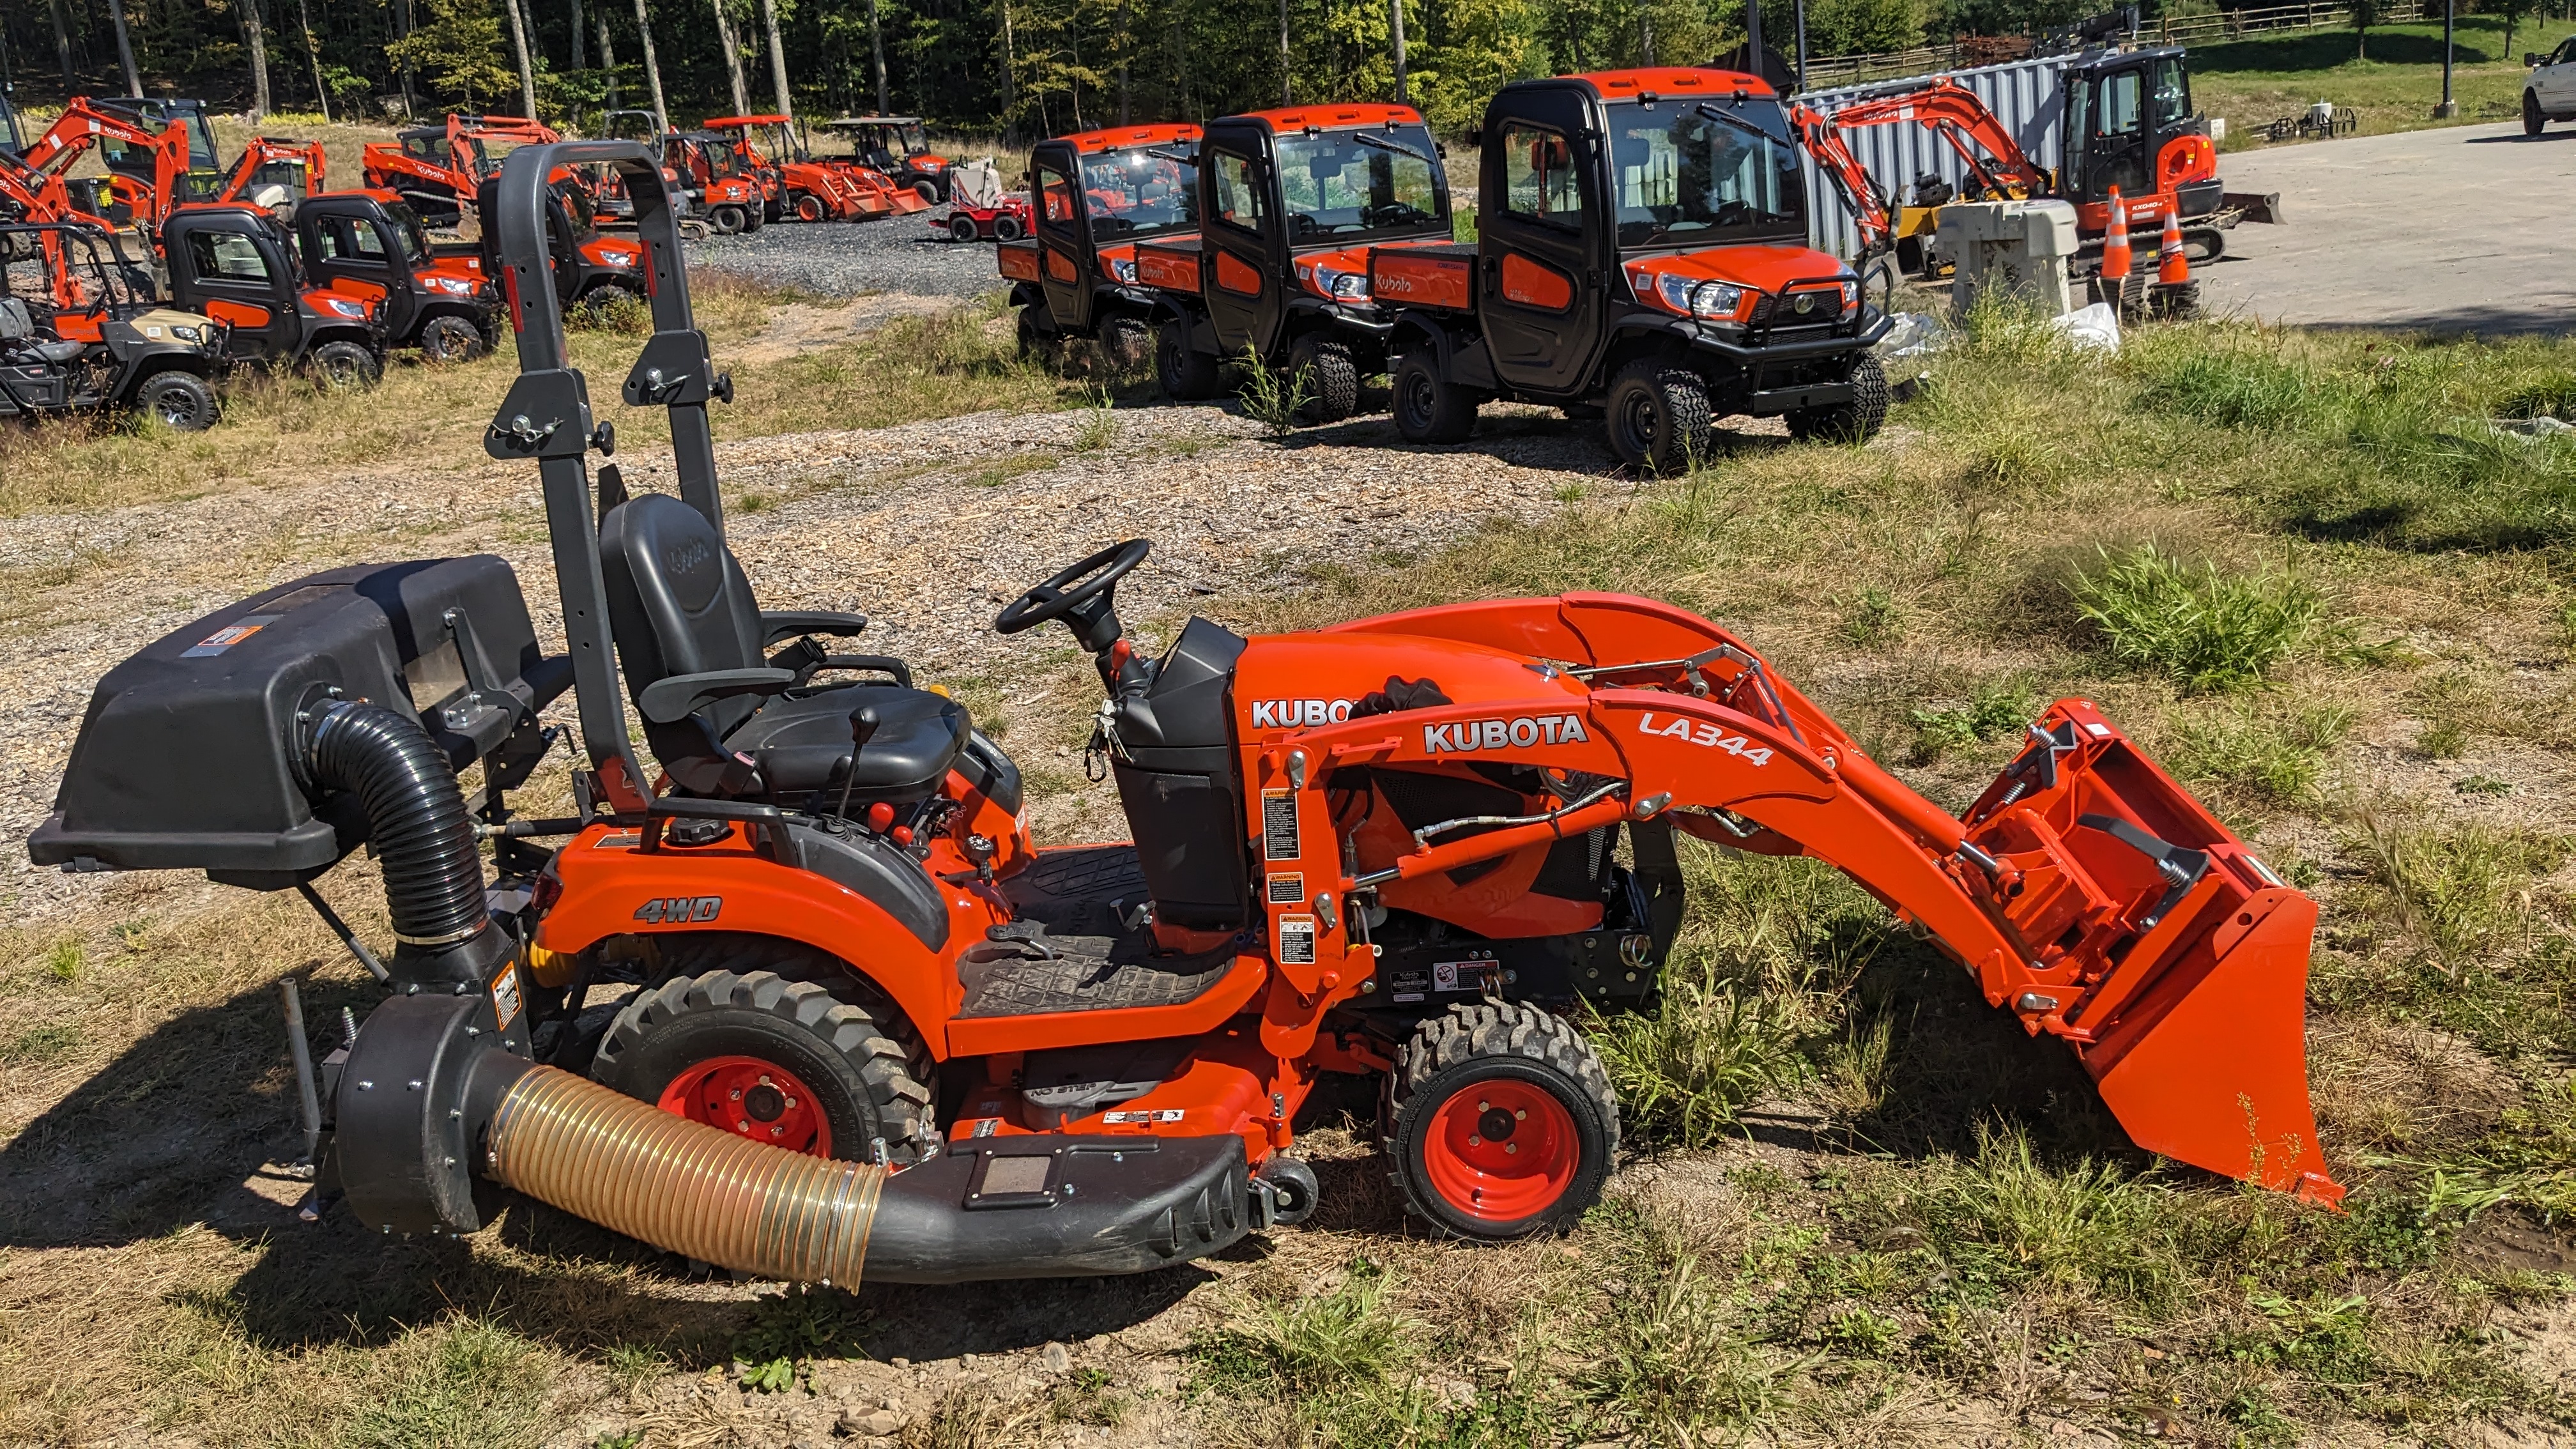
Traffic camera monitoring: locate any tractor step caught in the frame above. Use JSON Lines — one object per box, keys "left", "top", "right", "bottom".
{"left": 957, "top": 924, "right": 1238, "bottom": 1016}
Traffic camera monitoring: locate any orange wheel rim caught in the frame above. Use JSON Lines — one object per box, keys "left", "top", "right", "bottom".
{"left": 1420, "top": 1078, "right": 1577, "bottom": 1223}
{"left": 656, "top": 1055, "right": 833, "bottom": 1156}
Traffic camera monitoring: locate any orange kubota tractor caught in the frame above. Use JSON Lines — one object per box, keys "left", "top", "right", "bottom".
{"left": 1140, "top": 102, "right": 1459, "bottom": 422}
{"left": 1794, "top": 50, "right": 2232, "bottom": 280}
{"left": 701, "top": 115, "right": 886, "bottom": 223}
{"left": 1372, "top": 68, "right": 1889, "bottom": 472}
{"left": 1000, "top": 123, "right": 1202, "bottom": 371}
{"left": 26, "top": 140, "right": 2338, "bottom": 1291}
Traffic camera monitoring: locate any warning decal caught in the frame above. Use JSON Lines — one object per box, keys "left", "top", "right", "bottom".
{"left": 1262, "top": 788, "right": 1301, "bottom": 860}
{"left": 1277, "top": 914, "right": 1317, "bottom": 965}
{"left": 1266, "top": 872, "right": 1305, "bottom": 905}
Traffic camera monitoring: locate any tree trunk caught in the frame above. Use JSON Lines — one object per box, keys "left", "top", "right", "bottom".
{"left": 105, "top": 0, "right": 143, "bottom": 97}
{"left": 394, "top": 0, "right": 417, "bottom": 114}
{"left": 1279, "top": 0, "right": 1289, "bottom": 105}
{"left": 1390, "top": 0, "right": 1406, "bottom": 103}
{"left": 295, "top": 0, "right": 332, "bottom": 120}
{"left": 869, "top": 0, "right": 890, "bottom": 113}
{"left": 760, "top": 0, "right": 792, "bottom": 118}
{"left": 1117, "top": 0, "right": 1131, "bottom": 123}
{"left": 596, "top": 8, "right": 621, "bottom": 109}
{"left": 241, "top": 0, "right": 275, "bottom": 119}
{"left": 46, "top": 0, "right": 77, "bottom": 91}
{"left": 634, "top": 0, "right": 671, "bottom": 132}
{"left": 710, "top": 0, "right": 751, "bottom": 118}
{"left": 502, "top": 0, "right": 542, "bottom": 118}
{"left": 571, "top": 0, "right": 587, "bottom": 71}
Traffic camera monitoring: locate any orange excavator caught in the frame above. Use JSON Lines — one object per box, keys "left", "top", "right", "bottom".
{"left": 1795, "top": 49, "right": 2232, "bottom": 278}
{"left": 362, "top": 113, "right": 561, "bottom": 227}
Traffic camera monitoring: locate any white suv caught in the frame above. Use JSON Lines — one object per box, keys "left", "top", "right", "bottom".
{"left": 2529, "top": 36, "right": 2576, "bottom": 136}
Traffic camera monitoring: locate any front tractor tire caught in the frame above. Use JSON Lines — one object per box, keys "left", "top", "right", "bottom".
{"left": 1392, "top": 349, "right": 1478, "bottom": 443}
{"left": 1157, "top": 318, "right": 1222, "bottom": 401}
{"left": 1289, "top": 334, "right": 1360, "bottom": 424}
{"left": 710, "top": 203, "right": 749, "bottom": 235}
{"left": 593, "top": 959, "right": 939, "bottom": 1165}
{"left": 1785, "top": 352, "right": 1890, "bottom": 445}
{"left": 1384, "top": 1001, "right": 1619, "bottom": 1239}
{"left": 1604, "top": 359, "right": 1712, "bottom": 473}
{"left": 134, "top": 369, "right": 218, "bottom": 431}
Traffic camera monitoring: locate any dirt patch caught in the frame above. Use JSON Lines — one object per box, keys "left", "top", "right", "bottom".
{"left": 726, "top": 292, "right": 966, "bottom": 363}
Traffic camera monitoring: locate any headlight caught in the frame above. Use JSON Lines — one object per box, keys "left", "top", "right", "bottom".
{"left": 1839, "top": 279, "right": 1860, "bottom": 318}
{"left": 325, "top": 297, "right": 368, "bottom": 318}
{"left": 1110, "top": 257, "right": 1138, "bottom": 283}
{"left": 171, "top": 324, "right": 203, "bottom": 342}
{"left": 428, "top": 275, "right": 475, "bottom": 295}
{"left": 1314, "top": 264, "right": 1370, "bottom": 302}
{"left": 601, "top": 250, "right": 639, "bottom": 268}
{"left": 1653, "top": 272, "right": 1742, "bottom": 321}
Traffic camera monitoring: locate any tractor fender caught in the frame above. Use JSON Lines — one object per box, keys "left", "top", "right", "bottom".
{"left": 533, "top": 843, "right": 976, "bottom": 1061}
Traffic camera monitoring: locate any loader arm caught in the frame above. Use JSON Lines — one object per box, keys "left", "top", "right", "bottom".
{"left": 1808, "top": 77, "right": 2055, "bottom": 204}
{"left": 15, "top": 100, "right": 188, "bottom": 226}
{"left": 1323, "top": 594, "right": 2341, "bottom": 1204}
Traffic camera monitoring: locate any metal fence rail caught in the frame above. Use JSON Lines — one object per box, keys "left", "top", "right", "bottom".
{"left": 1796, "top": 0, "right": 2428, "bottom": 90}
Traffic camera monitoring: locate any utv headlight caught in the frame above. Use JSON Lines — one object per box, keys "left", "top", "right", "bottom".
{"left": 427, "top": 275, "right": 476, "bottom": 295}
{"left": 325, "top": 297, "right": 369, "bottom": 318}
{"left": 600, "top": 250, "right": 640, "bottom": 268}
{"left": 1314, "top": 264, "right": 1370, "bottom": 302}
{"left": 1110, "top": 257, "right": 1138, "bottom": 283}
{"left": 1655, "top": 272, "right": 1743, "bottom": 320}
{"left": 170, "top": 323, "right": 203, "bottom": 342}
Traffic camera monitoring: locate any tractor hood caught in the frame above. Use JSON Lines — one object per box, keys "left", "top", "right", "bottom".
{"left": 1231, "top": 632, "right": 1589, "bottom": 736}
{"left": 1621, "top": 244, "right": 1858, "bottom": 326}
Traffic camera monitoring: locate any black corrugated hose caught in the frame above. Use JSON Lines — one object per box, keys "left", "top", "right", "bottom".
{"left": 303, "top": 700, "right": 492, "bottom": 966}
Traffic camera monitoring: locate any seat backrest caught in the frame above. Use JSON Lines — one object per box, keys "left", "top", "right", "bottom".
{"left": 0, "top": 298, "right": 32, "bottom": 342}
{"left": 599, "top": 493, "right": 767, "bottom": 758}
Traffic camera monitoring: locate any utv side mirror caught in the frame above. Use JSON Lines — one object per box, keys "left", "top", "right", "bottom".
{"left": 2527, "top": 52, "right": 2543, "bottom": 66}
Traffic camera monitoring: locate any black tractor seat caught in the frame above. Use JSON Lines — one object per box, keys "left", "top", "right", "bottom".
{"left": 599, "top": 491, "right": 965, "bottom": 802}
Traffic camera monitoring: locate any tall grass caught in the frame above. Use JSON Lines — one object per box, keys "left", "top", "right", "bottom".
{"left": 2072, "top": 544, "right": 2326, "bottom": 692}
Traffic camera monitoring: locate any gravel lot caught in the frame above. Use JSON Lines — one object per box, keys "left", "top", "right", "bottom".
{"left": 684, "top": 210, "right": 1008, "bottom": 299}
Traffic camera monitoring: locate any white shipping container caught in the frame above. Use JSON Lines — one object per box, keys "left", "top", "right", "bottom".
{"left": 1797, "top": 53, "right": 2072, "bottom": 261}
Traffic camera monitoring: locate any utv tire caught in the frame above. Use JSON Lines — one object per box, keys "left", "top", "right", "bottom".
{"left": 992, "top": 213, "right": 1024, "bottom": 241}
{"left": 1157, "top": 318, "right": 1222, "bottom": 401}
{"left": 1288, "top": 335, "right": 1358, "bottom": 424}
{"left": 1786, "top": 352, "right": 1890, "bottom": 445}
{"left": 2527, "top": 90, "right": 2547, "bottom": 137}
{"left": 1016, "top": 305, "right": 1062, "bottom": 370}
{"left": 1392, "top": 349, "right": 1478, "bottom": 443}
{"left": 1384, "top": 1000, "right": 1618, "bottom": 1239}
{"left": 308, "top": 339, "right": 381, "bottom": 390}
{"left": 135, "top": 370, "right": 218, "bottom": 431}
{"left": 417, "top": 314, "right": 487, "bottom": 364}
{"left": 593, "top": 961, "right": 937, "bottom": 1165}
{"left": 710, "top": 203, "right": 748, "bottom": 234}
{"left": 1604, "top": 359, "right": 1712, "bottom": 473}
{"left": 914, "top": 179, "right": 943, "bottom": 207}
{"left": 949, "top": 212, "right": 981, "bottom": 242}
{"left": 1098, "top": 315, "right": 1153, "bottom": 372}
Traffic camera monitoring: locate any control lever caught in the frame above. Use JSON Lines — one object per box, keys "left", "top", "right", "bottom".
{"left": 833, "top": 706, "right": 881, "bottom": 823}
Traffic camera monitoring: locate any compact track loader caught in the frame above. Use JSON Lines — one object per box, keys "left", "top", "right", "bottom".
{"left": 27, "top": 141, "right": 2339, "bottom": 1292}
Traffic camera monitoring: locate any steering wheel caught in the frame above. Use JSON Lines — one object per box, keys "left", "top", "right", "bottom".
{"left": 994, "top": 539, "right": 1152, "bottom": 641}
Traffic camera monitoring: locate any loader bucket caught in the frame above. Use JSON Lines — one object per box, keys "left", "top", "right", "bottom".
{"left": 1958, "top": 700, "right": 2342, "bottom": 1204}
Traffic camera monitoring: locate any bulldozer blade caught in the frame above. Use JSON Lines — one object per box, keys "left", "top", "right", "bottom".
{"left": 1959, "top": 700, "right": 2343, "bottom": 1204}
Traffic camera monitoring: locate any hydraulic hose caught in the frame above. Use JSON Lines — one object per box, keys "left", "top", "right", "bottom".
{"left": 302, "top": 699, "right": 493, "bottom": 968}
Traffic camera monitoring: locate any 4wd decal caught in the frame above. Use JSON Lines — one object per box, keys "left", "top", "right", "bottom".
{"left": 1249, "top": 697, "right": 1355, "bottom": 729}
{"left": 634, "top": 895, "right": 723, "bottom": 923}
{"left": 1637, "top": 712, "right": 1774, "bottom": 765}
{"left": 1422, "top": 714, "right": 1589, "bottom": 754}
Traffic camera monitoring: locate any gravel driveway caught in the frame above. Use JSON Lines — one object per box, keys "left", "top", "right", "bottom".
{"left": 684, "top": 210, "right": 1006, "bottom": 299}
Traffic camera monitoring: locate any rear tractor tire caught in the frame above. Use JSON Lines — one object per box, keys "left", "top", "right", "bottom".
{"left": 1604, "top": 359, "right": 1712, "bottom": 473}
{"left": 308, "top": 339, "right": 382, "bottom": 390}
{"left": 417, "top": 314, "right": 487, "bottom": 364}
{"left": 1384, "top": 1000, "right": 1618, "bottom": 1239}
{"left": 1157, "top": 318, "right": 1222, "bottom": 401}
{"left": 135, "top": 370, "right": 218, "bottom": 431}
{"left": 592, "top": 961, "right": 938, "bottom": 1165}
{"left": 1287, "top": 334, "right": 1359, "bottom": 424}
{"left": 710, "top": 203, "right": 748, "bottom": 235}
{"left": 1785, "top": 352, "right": 1890, "bottom": 445}
{"left": 1392, "top": 349, "right": 1478, "bottom": 444}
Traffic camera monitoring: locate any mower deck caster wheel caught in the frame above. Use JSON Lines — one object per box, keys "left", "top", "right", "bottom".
{"left": 1288, "top": 335, "right": 1359, "bottom": 424}
{"left": 1157, "top": 319, "right": 1220, "bottom": 401}
{"left": 1384, "top": 1000, "right": 1618, "bottom": 1239}
{"left": 309, "top": 339, "right": 382, "bottom": 390}
{"left": 1256, "top": 1154, "right": 1321, "bottom": 1227}
{"left": 1604, "top": 360, "right": 1710, "bottom": 473}
{"left": 592, "top": 963, "right": 936, "bottom": 1164}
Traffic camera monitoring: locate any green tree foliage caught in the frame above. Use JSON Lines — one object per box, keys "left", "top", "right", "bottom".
{"left": 387, "top": 0, "right": 518, "bottom": 107}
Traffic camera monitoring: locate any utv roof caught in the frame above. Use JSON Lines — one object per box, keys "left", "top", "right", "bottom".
{"left": 1548, "top": 67, "right": 1778, "bottom": 99}
{"left": 1226, "top": 103, "right": 1423, "bottom": 132}
{"left": 1050, "top": 122, "right": 1201, "bottom": 153}
{"left": 703, "top": 114, "right": 792, "bottom": 128}
{"left": 825, "top": 116, "right": 924, "bottom": 126}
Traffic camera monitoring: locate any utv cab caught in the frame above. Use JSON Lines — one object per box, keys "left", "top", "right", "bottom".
{"left": 163, "top": 205, "right": 388, "bottom": 387}
{"left": 1002, "top": 124, "right": 1202, "bottom": 370}
{"left": 295, "top": 191, "right": 497, "bottom": 363}
{"left": 1372, "top": 68, "right": 1891, "bottom": 470}
{"left": 1140, "top": 104, "right": 1455, "bottom": 421}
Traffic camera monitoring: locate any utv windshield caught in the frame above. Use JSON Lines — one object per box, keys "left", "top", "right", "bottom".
{"left": 1078, "top": 148, "right": 1198, "bottom": 240}
{"left": 1606, "top": 98, "right": 1805, "bottom": 249}
{"left": 466, "top": 134, "right": 539, "bottom": 176}
{"left": 1273, "top": 124, "right": 1448, "bottom": 240}
{"left": 98, "top": 102, "right": 220, "bottom": 176}
{"left": 383, "top": 203, "right": 436, "bottom": 267}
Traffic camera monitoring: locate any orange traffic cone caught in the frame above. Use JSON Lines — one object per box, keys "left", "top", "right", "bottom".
{"left": 2156, "top": 206, "right": 2189, "bottom": 287}
{"left": 2091, "top": 185, "right": 2133, "bottom": 310}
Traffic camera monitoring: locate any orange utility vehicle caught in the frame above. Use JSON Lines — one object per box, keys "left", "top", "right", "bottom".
{"left": 1139, "top": 103, "right": 1455, "bottom": 420}
{"left": 294, "top": 191, "right": 498, "bottom": 362}
{"left": 701, "top": 115, "right": 883, "bottom": 223}
{"left": 162, "top": 203, "right": 387, "bottom": 385}
{"left": 999, "top": 123, "right": 1201, "bottom": 369}
{"left": 665, "top": 130, "right": 770, "bottom": 234}
{"left": 1371, "top": 68, "right": 1889, "bottom": 471}
{"left": 27, "top": 141, "right": 2340, "bottom": 1292}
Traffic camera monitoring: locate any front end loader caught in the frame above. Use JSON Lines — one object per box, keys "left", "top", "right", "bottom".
{"left": 26, "top": 140, "right": 2336, "bottom": 1297}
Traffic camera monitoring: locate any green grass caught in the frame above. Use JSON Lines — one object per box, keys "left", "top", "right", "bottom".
{"left": 2191, "top": 13, "right": 2576, "bottom": 144}
{"left": 2073, "top": 543, "right": 2328, "bottom": 693}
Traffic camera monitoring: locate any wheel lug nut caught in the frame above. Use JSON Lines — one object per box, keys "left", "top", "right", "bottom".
{"left": 1515, "top": 1108, "right": 1526, "bottom": 1121}
{"left": 1468, "top": 1135, "right": 1481, "bottom": 1147}
{"left": 1505, "top": 1143, "right": 1519, "bottom": 1154}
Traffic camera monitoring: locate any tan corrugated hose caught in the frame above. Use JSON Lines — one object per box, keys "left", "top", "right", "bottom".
{"left": 485, "top": 1065, "right": 887, "bottom": 1285}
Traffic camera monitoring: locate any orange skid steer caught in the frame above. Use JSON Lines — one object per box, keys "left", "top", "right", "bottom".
{"left": 27, "top": 140, "right": 2334, "bottom": 1295}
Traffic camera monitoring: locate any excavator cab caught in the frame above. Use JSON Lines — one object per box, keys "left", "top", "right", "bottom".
{"left": 95, "top": 97, "right": 225, "bottom": 200}
{"left": 2060, "top": 48, "right": 2221, "bottom": 224}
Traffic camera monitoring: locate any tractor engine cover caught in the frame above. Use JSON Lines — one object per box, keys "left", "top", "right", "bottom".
{"left": 28, "top": 556, "right": 562, "bottom": 888}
